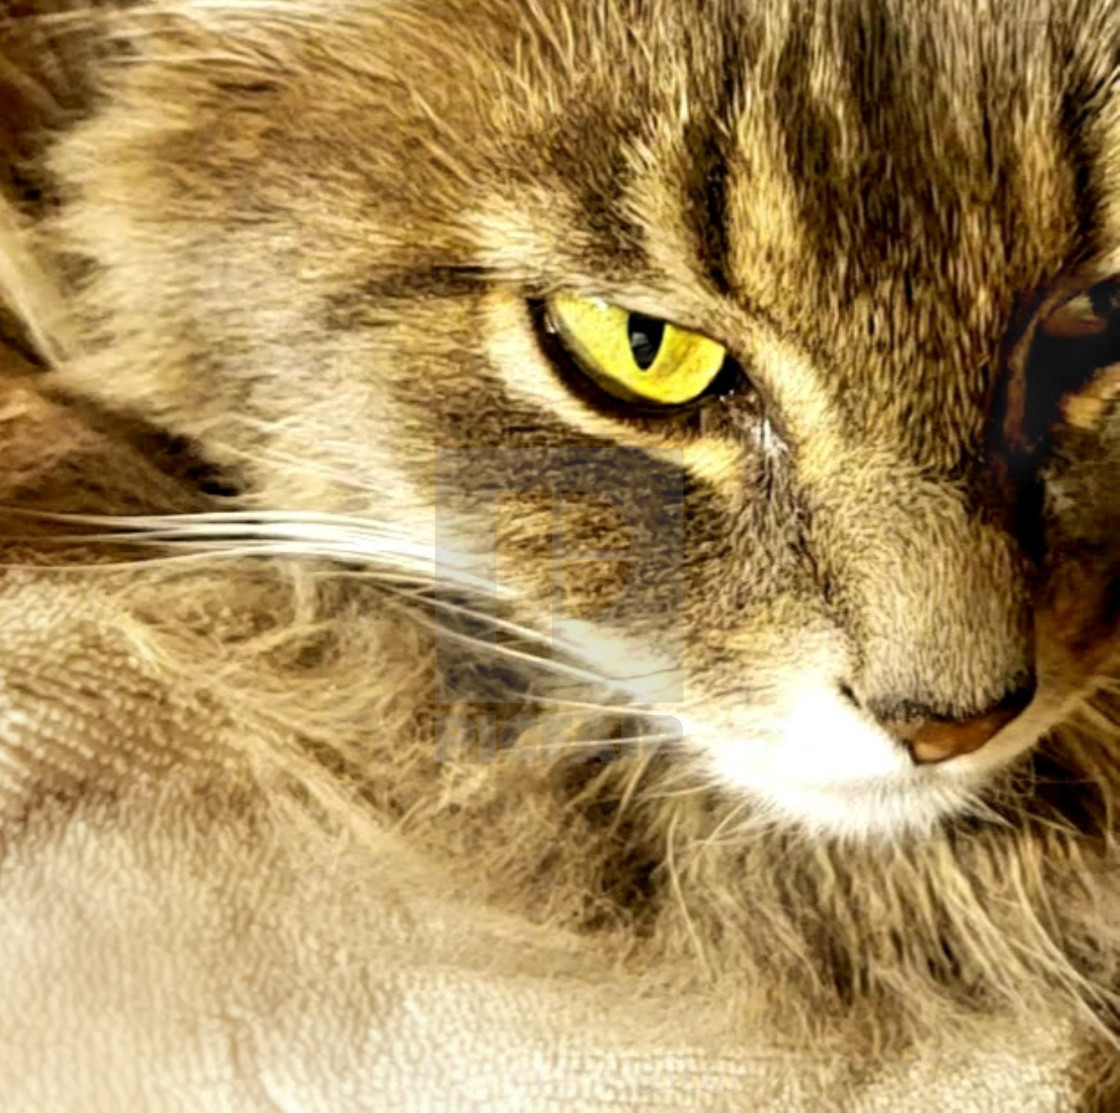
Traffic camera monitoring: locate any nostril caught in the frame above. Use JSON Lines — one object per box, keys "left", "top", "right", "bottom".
{"left": 838, "top": 682, "right": 861, "bottom": 709}
{"left": 901, "top": 682, "right": 1035, "bottom": 765}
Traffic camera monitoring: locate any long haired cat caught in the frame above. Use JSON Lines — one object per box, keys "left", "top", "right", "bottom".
{"left": 4, "top": 0, "right": 1120, "bottom": 1106}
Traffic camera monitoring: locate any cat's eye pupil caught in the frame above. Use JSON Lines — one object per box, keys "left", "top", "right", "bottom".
{"left": 627, "top": 314, "right": 666, "bottom": 371}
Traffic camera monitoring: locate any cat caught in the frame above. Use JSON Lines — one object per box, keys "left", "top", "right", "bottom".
{"left": 3, "top": 0, "right": 1120, "bottom": 1107}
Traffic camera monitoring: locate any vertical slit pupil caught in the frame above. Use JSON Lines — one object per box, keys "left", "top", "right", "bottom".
{"left": 627, "top": 314, "right": 666, "bottom": 371}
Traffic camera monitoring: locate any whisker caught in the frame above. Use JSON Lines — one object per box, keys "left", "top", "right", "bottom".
{"left": 613, "top": 749, "right": 662, "bottom": 823}
{"left": 7, "top": 509, "right": 503, "bottom": 595}
{"left": 371, "top": 580, "right": 595, "bottom": 662}
{"left": 639, "top": 776, "right": 722, "bottom": 803}
{"left": 690, "top": 798, "right": 755, "bottom": 855}
{"left": 7, "top": 509, "right": 699, "bottom": 714}
{"left": 529, "top": 694, "right": 654, "bottom": 714}
{"left": 375, "top": 593, "right": 619, "bottom": 689}
{"left": 666, "top": 810, "right": 712, "bottom": 978}
{"left": 532, "top": 733, "right": 680, "bottom": 754}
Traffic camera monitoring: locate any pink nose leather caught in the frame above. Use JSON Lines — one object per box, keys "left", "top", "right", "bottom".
{"left": 885, "top": 703, "right": 1023, "bottom": 765}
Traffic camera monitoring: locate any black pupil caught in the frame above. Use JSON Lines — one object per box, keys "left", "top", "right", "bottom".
{"left": 627, "top": 314, "right": 666, "bottom": 371}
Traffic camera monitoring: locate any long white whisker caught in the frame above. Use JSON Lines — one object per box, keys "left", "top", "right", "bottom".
{"left": 532, "top": 734, "right": 679, "bottom": 754}
{"left": 528, "top": 694, "right": 652, "bottom": 714}
{"left": 376, "top": 594, "right": 620, "bottom": 689}
{"left": 372, "top": 581, "right": 592, "bottom": 661}
{"left": 8, "top": 510, "right": 695, "bottom": 711}
{"left": 9, "top": 510, "right": 504, "bottom": 597}
{"left": 614, "top": 749, "right": 662, "bottom": 823}
{"left": 690, "top": 798, "right": 755, "bottom": 855}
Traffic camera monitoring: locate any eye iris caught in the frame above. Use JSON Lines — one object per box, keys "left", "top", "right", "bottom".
{"left": 627, "top": 314, "right": 666, "bottom": 371}
{"left": 543, "top": 293, "right": 734, "bottom": 408}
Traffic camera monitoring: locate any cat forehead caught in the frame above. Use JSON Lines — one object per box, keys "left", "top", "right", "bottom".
{"left": 162, "top": 0, "right": 1119, "bottom": 300}
{"left": 472, "top": 0, "right": 1118, "bottom": 301}
{"left": 105, "top": 0, "right": 1120, "bottom": 364}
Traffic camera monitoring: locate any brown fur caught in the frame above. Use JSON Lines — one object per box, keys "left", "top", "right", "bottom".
{"left": 5, "top": 0, "right": 1120, "bottom": 1105}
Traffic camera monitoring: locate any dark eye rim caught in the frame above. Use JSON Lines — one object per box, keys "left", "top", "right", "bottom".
{"left": 527, "top": 298, "right": 746, "bottom": 422}
{"left": 991, "top": 272, "right": 1120, "bottom": 490}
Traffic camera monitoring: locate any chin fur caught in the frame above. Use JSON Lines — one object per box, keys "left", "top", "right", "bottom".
{"left": 694, "top": 686, "right": 993, "bottom": 840}
{"left": 750, "top": 776, "right": 978, "bottom": 841}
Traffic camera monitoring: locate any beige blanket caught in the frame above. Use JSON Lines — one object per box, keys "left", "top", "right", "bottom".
{"left": 0, "top": 371, "right": 1077, "bottom": 1110}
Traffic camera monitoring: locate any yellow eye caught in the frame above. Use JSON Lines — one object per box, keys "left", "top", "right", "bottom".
{"left": 545, "top": 293, "right": 729, "bottom": 407}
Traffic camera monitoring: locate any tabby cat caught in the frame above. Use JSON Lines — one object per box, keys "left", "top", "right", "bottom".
{"left": 3, "top": 0, "right": 1120, "bottom": 1107}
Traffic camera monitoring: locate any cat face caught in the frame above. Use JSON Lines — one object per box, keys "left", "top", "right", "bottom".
{"left": 44, "top": 0, "right": 1120, "bottom": 836}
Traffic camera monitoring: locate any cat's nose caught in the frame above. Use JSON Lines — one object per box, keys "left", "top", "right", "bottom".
{"left": 871, "top": 685, "right": 1035, "bottom": 765}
